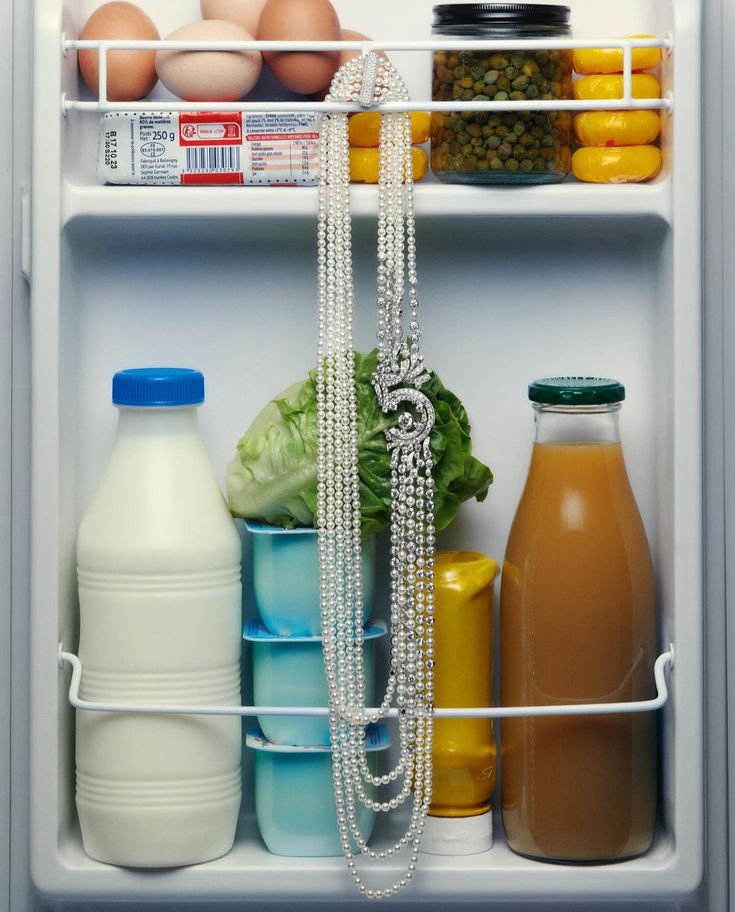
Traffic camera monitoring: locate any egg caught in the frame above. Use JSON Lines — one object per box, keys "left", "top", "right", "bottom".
{"left": 200, "top": 0, "right": 268, "bottom": 37}
{"left": 311, "top": 29, "right": 388, "bottom": 100}
{"left": 156, "top": 20, "right": 262, "bottom": 102}
{"left": 259, "top": 0, "right": 341, "bottom": 95}
{"left": 78, "top": 1, "right": 160, "bottom": 101}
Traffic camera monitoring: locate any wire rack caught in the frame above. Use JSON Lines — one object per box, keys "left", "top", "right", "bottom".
{"left": 61, "top": 35, "right": 673, "bottom": 115}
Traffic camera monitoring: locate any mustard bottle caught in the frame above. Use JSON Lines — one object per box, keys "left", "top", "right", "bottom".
{"left": 422, "top": 551, "right": 499, "bottom": 856}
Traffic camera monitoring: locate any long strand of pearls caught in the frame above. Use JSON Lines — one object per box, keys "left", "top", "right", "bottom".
{"left": 317, "top": 53, "right": 435, "bottom": 900}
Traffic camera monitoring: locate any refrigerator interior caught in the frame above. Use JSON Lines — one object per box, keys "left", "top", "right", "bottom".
{"left": 27, "top": 0, "right": 704, "bottom": 905}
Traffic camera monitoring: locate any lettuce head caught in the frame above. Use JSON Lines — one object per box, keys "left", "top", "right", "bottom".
{"left": 226, "top": 350, "right": 492, "bottom": 535}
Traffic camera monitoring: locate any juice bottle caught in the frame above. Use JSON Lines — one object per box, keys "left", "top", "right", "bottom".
{"left": 423, "top": 552, "right": 498, "bottom": 856}
{"left": 500, "top": 378, "right": 656, "bottom": 862}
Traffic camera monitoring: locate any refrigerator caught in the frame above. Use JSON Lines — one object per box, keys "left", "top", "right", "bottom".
{"left": 3, "top": 0, "right": 732, "bottom": 908}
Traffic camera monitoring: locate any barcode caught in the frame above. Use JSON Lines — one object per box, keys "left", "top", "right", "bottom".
{"left": 185, "top": 146, "right": 241, "bottom": 173}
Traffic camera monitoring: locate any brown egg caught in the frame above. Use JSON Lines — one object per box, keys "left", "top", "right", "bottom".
{"left": 200, "top": 0, "right": 268, "bottom": 37}
{"left": 156, "top": 20, "right": 262, "bottom": 102}
{"left": 259, "top": 0, "right": 341, "bottom": 95}
{"left": 311, "top": 29, "right": 388, "bottom": 100}
{"left": 78, "top": 2, "right": 160, "bottom": 101}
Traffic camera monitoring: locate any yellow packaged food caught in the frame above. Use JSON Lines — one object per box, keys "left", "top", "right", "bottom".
{"left": 573, "top": 35, "right": 661, "bottom": 75}
{"left": 571, "top": 145, "right": 662, "bottom": 183}
{"left": 573, "top": 110, "right": 661, "bottom": 147}
{"left": 349, "top": 146, "right": 429, "bottom": 183}
{"left": 573, "top": 73, "right": 660, "bottom": 101}
{"left": 348, "top": 112, "right": 431, "bottom": 147}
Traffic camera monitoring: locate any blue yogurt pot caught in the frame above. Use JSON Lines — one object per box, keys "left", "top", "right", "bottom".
{"left": 244, "top": 619, "right": 386, "bottom": 746}
{"left": 244, "top": 520, "right": 376, "bottom": 636}
{"left": 247, "top": 725, "right": 390, "bottom": 856}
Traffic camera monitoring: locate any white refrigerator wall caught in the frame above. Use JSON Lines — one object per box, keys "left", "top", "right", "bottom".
{"left": 5, "top": 0, "right": 732, "bottom": 908}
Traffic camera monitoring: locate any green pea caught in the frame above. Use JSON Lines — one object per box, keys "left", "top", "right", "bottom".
{"left": 505, "top": 66, "right": 518, "bottom": 81}
{"left": 509, "top": 91, "right": 525, "bottom": 101}
{"left": 484, "top": 69, "right": 500, "bottom": 85}
{"left": 520, "top": 159, "right": 533, "bottom": 172}
{"left": 453, "top": 65, "right": 468, "bottom": 80}
{"left": 461, "top": 143, "right": 473, "bottom": 155}
{"left": 458, "top": 50, "right": 473, "bottom": 64}
{"left": 470, "top": 66, "right": 485, "bottom": 81}
{"left": 489, "top": 156, "right": 504, "bottom": 171}
{"left": 477, "top": 159, "right": 489, "bottom": 171}
{"left": 462, "top": 89, "right": 475, "bottom": 101}
{"left": 505, "top": 158, "right": 520, "bottom": 172}
{"left": 467, "top": 123, "right": 482, "bottom": 137}
{"left": 494, "top": 91, "right": 509, "bottom": 102}
{"left": 526, "top": 84, "right": 539, "bottom": 99}
{"left": 471, "top": 136, "right": 483, "bottom": 147}
{"left": 495, "top": 125, "right": 509, "bottom": 137}
{"left": 497, "top": 142, "right": 513, "bottom": 160}
{"left": 472, "top": 94, "right": 490, "bottom": 102}
{"left": 485, "top": 134, "right": 501, "bottom": 149}
{"left": 534, "top": 158, "right": 547, "bottom": 172}
{"left": 513, "top": 143, "right": 524, "bottom": 158}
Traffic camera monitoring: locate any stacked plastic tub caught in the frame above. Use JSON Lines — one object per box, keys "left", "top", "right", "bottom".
{"left": 243, "top": 521, "right": 388, "bottom": 855}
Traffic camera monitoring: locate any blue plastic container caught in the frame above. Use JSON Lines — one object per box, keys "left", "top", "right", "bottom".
{"left": 244, "top": 620, "right": 386, "bottom": 746}
{"left": 244, "top": 520, "right": 376, "bottom": 636}
{"left": 247, "top": 725, "right": 389, "bottom": 857}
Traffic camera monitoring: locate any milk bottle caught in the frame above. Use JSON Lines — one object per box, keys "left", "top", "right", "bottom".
{"left": 76, "top": 368, "right": 242, "bottom": 867}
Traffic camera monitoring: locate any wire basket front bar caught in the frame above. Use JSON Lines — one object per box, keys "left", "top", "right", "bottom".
{"left": 59, "top": 645, "right": 674, "bottom": 720}
{"left": 61, "top": 34, "right": 673, "bottom": 114}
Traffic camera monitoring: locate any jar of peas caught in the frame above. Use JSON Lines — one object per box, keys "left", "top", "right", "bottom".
{"left": 431, "top": 4, "right": 573, "bottom": 184}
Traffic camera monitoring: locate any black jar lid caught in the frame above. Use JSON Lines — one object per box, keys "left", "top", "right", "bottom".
{"left": 433, "top": 4, "right": 571, "bottom": 30}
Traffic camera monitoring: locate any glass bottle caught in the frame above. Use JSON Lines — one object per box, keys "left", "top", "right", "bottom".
{"left": 500, "top": 378, "right": 657, "bottom": 862}
{"left": 431, "top": 3, "right": 573, "bottom": 184}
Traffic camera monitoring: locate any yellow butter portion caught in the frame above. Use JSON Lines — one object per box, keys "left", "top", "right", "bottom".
{"left": 572, "top": 145, "right": 662, "bottom": 183}
{"left": 574, "top": 73, "right": 660, "bottom": 101}
{"left": 348, "top": 112, "right": 432, "bottom": 148}
{"left": 349, "top": 146, "right": 429, "bottom": 183}
{"left": 574, "top": 110, "right": 661, "bottom": 146}
{"left": 573, "top": 36, "right": 661, "bottom": 75}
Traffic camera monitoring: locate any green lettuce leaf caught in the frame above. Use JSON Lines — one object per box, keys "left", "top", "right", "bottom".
{"left": 226, "top": 350, "right": 492, "bottom": 535}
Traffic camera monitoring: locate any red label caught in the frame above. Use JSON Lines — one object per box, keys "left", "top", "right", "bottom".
{"left": 180, "top": 113, "right": 242, "bottom": 146}
{"left": 181, "top": 172, "right": 245, "bottom": 185}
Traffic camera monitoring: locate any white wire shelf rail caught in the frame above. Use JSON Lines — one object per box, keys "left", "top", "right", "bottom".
{"left": 59, "top": 643, "right": 674, "bottom": 720}
{"left": 61, "top": 35, "right": 673, "bottom": 115}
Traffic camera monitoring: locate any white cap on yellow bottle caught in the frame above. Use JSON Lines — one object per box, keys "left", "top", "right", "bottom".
{"left": 421, "top": 811, "right": 493, "bottom": 856}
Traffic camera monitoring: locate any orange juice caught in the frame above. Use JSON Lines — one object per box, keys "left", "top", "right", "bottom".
{"left": 500, "top": 380, "right": 656, "bottom": 862}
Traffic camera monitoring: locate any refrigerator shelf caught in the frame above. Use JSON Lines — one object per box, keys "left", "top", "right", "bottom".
{"left": 59, "top": 644, "right": 674, "bottom": 720}
{"left": 60, "top": 180, "right": 674, "bottom": 225}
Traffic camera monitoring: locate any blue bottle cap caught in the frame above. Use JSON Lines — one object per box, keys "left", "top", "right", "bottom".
{"left": 112, "top": 368, "right": 205, "bottom": 407}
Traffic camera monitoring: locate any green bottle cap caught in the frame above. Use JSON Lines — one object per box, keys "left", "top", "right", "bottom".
{"left": 528, "top": 377, "right": 625, "bottom": 406}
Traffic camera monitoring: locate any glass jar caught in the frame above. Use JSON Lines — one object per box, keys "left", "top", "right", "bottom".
{"left": 500, "top": 378, "right": 657, "bottom": 862}
{"left": 431, "top": 3, "right": 573, "bottom": 184}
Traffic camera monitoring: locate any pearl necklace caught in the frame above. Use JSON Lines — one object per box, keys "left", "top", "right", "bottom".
{"left": 316, "top": 53, "right": 436, "bottom": 900}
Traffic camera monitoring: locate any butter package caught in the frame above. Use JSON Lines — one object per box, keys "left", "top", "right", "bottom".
{"left": 97, "top": 111, "right": 320, "bottom": 185}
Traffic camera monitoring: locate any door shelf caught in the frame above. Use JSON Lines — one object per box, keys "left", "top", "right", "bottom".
{"left": 59, "top": 644, "right": 675, "bottom": 719}
{"left": 61, "top": 180, "right": 673, "bottom": 226}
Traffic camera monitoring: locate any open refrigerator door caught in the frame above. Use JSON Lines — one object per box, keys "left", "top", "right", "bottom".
{"left": 4, "top": 0, "right": 726, "bottom": 908}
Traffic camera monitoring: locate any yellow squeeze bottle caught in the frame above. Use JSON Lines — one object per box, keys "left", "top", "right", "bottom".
{"left": 422, "top": 551, "right": 499, "bottom": 856}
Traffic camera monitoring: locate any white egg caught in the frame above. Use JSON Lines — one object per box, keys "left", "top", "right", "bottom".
{"left": 156, "top": 20, "right": 262, "bottom": 102}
